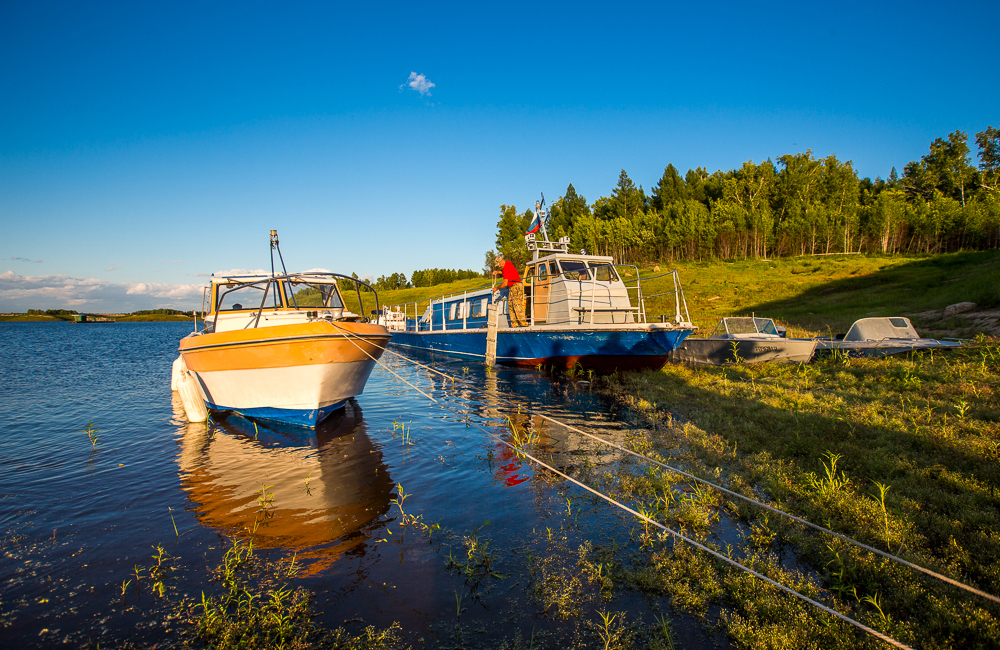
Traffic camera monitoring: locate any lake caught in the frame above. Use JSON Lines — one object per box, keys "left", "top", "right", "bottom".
{"left": 0, "top": 321, "right": 722, "bottom": 648}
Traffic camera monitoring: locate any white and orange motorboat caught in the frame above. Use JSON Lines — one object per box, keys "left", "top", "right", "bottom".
{"left": 173, "top": 231, "right": 391, "bottom": 427}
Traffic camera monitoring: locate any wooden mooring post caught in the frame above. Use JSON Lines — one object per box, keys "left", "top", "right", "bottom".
{"left": 485, "top": 304, "right": 499, "bottom": 367}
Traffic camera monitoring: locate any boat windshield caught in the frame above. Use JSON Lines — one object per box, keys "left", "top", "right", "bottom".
{"left": 284, "top": 280, "right": 345, "bottom": 309}
{"left": 216, "top": 281, "right": 282, "bottom": 312}
{"left": 558, "top": 260, "right": 592, "bottom": 280}
{"left": 712, "top": 317, "right": 778, "bottom": 337}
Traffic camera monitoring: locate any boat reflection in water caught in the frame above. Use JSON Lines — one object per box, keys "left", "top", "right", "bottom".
{"left": 472, "top": 371, "right": 626, "bottom": 487}
{"left": 175, "top": 397, "right": 392, "bottom": 575}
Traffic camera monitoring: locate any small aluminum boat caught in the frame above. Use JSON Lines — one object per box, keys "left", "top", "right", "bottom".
{"left": 814, "top": 317, "right": 962, "bottom": 357}
{"left": 671, "top": 317, "right": 817, "bottom": 365}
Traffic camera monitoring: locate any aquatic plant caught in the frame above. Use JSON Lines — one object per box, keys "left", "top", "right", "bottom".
{"left": 507, "top": 416, "right": 538, "bottom": 455}
{"left": 391, "top": 420, "right": 414, "bottom": 446}
{"left": 168, "top": 506, "right": 180, "bottom": 538}
{"left": 652, "top": 613, "right": 676, "bottom": 650}
{"left": 445, "top": 521, "right": 504, "bottom": 587}
{"left": 149, "top": 544, "right": 171, "bottom": 598}
{"left": 81, "top": 420, "right": 101, "bottom": 448}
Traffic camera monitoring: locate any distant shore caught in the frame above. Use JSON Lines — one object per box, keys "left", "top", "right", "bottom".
{"left": 0, "top": 313, "right": 197, "bottom": 322}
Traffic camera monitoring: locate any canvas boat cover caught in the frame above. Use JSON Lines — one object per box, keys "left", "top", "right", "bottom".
{"left": 843, "top": 317, "right": 919, "bottom": 342}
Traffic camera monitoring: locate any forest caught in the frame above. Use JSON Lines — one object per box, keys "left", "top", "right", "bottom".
{"left": 493, "top": 126, "right": 1000, "bottom": 270}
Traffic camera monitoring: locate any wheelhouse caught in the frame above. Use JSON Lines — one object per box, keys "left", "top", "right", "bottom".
{"left": 204, "top": 273, "right": 379, "bottom": 334}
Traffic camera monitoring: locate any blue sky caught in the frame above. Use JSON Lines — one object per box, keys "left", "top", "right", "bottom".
{"left": 2, "top": 0, "right": 998, "bottom": 311}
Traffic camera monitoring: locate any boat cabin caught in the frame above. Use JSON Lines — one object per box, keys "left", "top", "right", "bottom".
{"left": 204, "top": 273, "right": 367, "bottom": 333}
{"left": 396, "top": 250, "right": 644, "bottom": 332}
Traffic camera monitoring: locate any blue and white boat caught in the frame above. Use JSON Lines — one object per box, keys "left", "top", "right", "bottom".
{"left": 381, "top": 199, "right": 696, "bottom": 371}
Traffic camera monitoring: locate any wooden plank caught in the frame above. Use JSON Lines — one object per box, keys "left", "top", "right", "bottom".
{"left": 485, "top": 303, "right": 498, "bottom": 367}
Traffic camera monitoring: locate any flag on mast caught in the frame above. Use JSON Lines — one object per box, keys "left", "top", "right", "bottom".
{"left": 526, "top": 196, "right": 547, "bottom": 236}
{"left": 526, "top": 208, "right": 542, "bottom": 235}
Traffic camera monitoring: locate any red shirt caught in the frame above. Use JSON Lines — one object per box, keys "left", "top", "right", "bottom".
{"left": 502, "top": 261, "right": 521, "bottom": 283}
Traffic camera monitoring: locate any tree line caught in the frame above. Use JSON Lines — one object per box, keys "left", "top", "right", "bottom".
{"left": 371, "top": 268, "right": 484, "bottom": 291}
{"left": 493, "top": 125, "right": 1000, "bottom": 270}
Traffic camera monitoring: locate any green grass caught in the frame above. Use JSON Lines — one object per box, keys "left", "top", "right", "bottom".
{"left": 597, "top": 339, "right": 1000, "bottom": 648}
{"left": 0, "top": 314, "right": 74, "bottom": 321}
{"left": 117, "top": 314, "right": 195, "bottom": 322}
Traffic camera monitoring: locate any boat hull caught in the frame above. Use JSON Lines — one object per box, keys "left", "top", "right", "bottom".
{"left": 179, "top": 321, "right": 390, "bottom": 427}
{"left": 672, "top": 338, "right": 818, "bottom": 365}
{"left": 815, "top": 339, "right": 962, "bottom": 358}
{"left": 389, "top": 325, "right": 693, "bottom": 371}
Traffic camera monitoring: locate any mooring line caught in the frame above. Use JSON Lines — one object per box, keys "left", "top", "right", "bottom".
{"left": 326, "top": 323, "right": 912, "bottom": 649}
{"left": 334, "top": 324, "right": 1000, "bottom": 606}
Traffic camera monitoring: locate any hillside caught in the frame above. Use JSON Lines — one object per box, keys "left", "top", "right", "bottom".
{"left": 635, "top": 250, "right": 1000, "bottom": 338}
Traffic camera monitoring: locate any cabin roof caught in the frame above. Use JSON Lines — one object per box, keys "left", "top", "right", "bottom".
{"left": 210, "top": 272, "right": 339, "bottom": 284}
{"left": 530, "top": 252, "right": 615, "bottom": 264}
{"left": 844, "top": 317, "right": 919, "bottom": 341}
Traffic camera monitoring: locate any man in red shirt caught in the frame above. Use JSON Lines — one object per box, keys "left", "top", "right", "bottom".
{"left": 493, "top": 255, "right": 527, "bottom": 327}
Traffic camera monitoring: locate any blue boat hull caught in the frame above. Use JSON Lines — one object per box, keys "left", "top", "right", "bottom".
{"left": 390, "top": 327, "right": 692, "bottom": 371}
{"left": 205, "top": 399, "right": 348, "bottom": 427}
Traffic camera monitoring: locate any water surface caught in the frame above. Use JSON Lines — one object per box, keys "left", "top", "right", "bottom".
{"left": 0, "top": 322, "right": 720, "bottom": 648}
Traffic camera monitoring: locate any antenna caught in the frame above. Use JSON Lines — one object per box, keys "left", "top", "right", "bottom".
{"left": 269, "top": 229, "right": 288, "bottom": 276}
{"left": 535, "top": 193, "right": 551, "bottom": 243}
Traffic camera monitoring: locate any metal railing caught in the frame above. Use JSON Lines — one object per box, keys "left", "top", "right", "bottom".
{"left": 385, "top": 264, "right": 692, "bottom": 331}
{"left": 383, "top": 264, "right": 695, "bottom": 332}
{"left": 208, "top": 272, "right": 381, "bottom": 330}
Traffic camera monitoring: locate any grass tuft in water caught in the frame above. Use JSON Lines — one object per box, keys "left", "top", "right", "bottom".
{"left": 81, "top": 420, "right": 101, "bottom": 449}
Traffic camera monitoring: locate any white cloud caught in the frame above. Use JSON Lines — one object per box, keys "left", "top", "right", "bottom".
{"left": 0, "top": 270, "right": 203, "bottom": 312}
{"left": 211, "top": 268, "right": 270, "bottom": 277}
{"left": 106, "top": 265, "right": 125, "bottom": 271}
{"left": 401, "top": 72, "right": 435, "bottom": 96}
{"left": 9, "top": 256, "right": 43, "bottom": 263}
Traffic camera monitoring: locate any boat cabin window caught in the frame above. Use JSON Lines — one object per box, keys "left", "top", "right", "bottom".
{"left": 538, "top": 263, "right": 549, "bottom": 280}
{"left": 471, "top": 297, "right": 488, "bottom": 318}
{"left": 216, "top": 282, "right": 281, "bottom": 312}
{"left": 889, "top": 318, "right": 909, "bottom": 328}
{"left": 593, "top": 264, "right": 618, "bottom": 282}
{"left": 558, "top": 260, "right": 591, "bottom": 280}
{"left": 448, "top": 303, "right": 458, "bottom": 321}
{"left": 283, "top": 281, "right": 345, "bottom": 309}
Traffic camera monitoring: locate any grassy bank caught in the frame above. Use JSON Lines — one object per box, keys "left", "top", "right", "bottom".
{"left": 590, "top": 338, "right": 1000, "bottom": 648}
{"left": 117, "top": 314, "right": 195, "bottom": 322}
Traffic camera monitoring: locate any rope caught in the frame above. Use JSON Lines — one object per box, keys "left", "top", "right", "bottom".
{"left": 325, "top": 321, "right": 913, "bottom": 649}
{"left": 335, "top": 323, "right": 1000, "bottom": 605}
